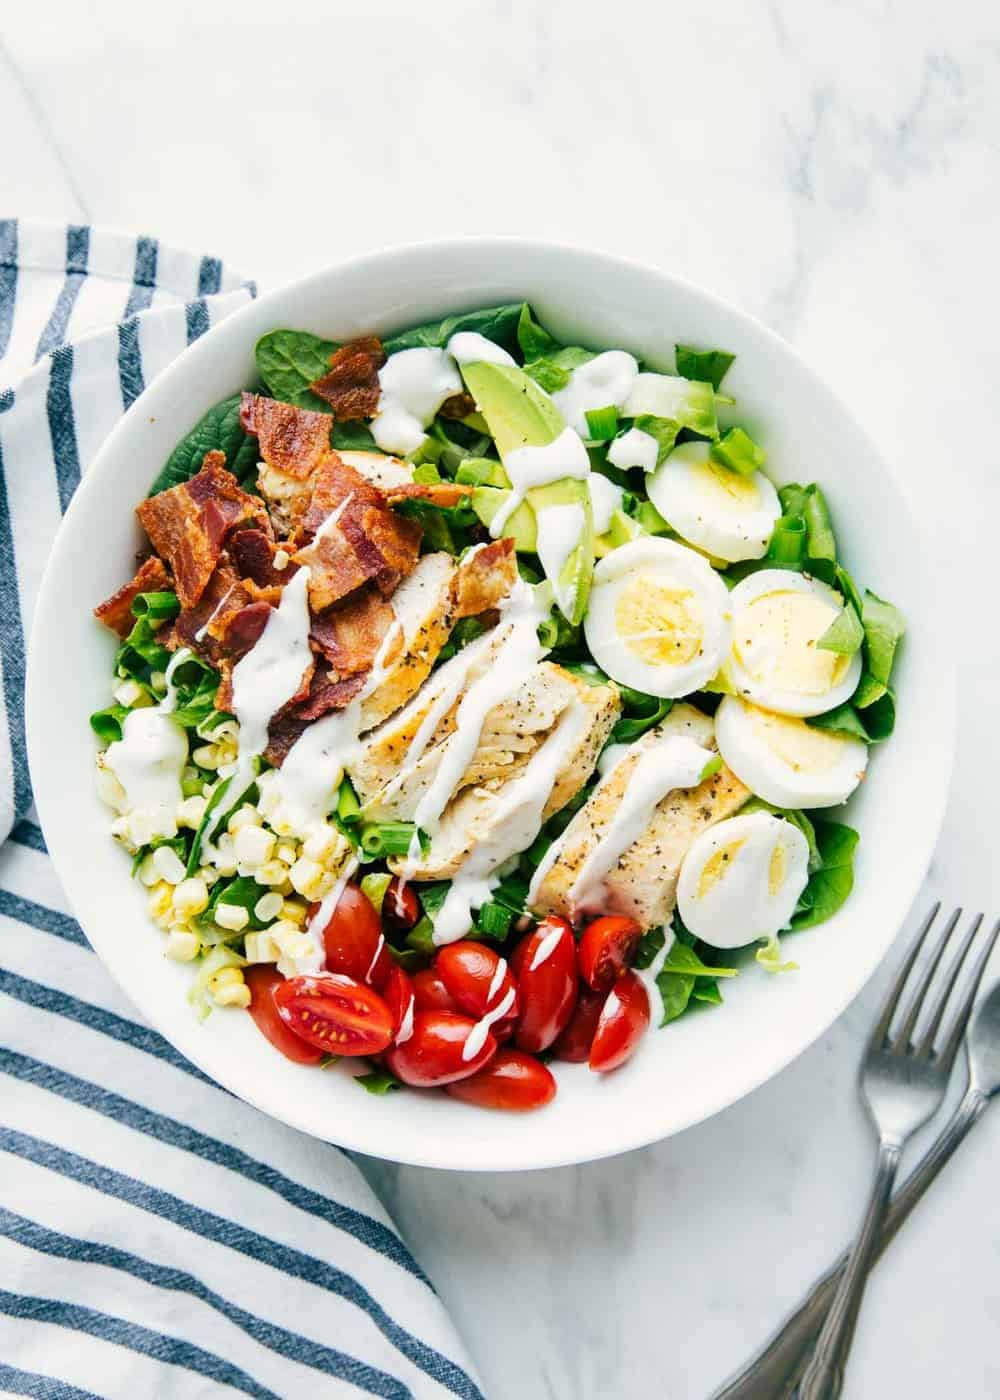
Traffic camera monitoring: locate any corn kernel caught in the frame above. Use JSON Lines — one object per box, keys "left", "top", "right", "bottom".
{"left": 267, "top": 803, "right": 298, "bottom": 838}
{"left": 210, "top": 965, "right": 244, "bottom": 988}
{"left": 215, "top": 902, "right": 249, "bottom": 932}
{"left": 302, "top": 823, "right": 342, "bottom": 864}
{"left": 213, "top": 720, "right": 240, "bottom": 745}
{"left": 244, "top": 931, "right": 280, "bottom": 963}
{"left": 198, "top": 866, "right": 220, "bottom": 887}
{"left": 95, "top": 764, "right": 128, "bottom": 812}
{"left": 112, "top": 677, "right": 146, "bottom": 707}
{"left": 137, "top": 854, "right": 160, "bottom": 887}
{"left": 164, "top": 928, "right": 200, "bottom": 962}
{"left": 213, "top": 981, "right": 251, "bottom": 1009}
{"left": 281, "top": 899, "right": 308, "bottom": 925}
{"left": 110, "top": 816, "right": 132, "bottom": 845}
{"left": 177, "top": 794, "right": 208, "bottom": 829}
{"left": 147, "top": 882, "right": 173, "bottom": 925}
{"left": 210, "top": 834, "right": 238, "bottom": 877}
{"left": 152, "top": 846, "right": 186, "bottom": 885}
{"left": 227, "top": 804, "right": 260, "bottom": 834}
{"left": 128, "top": 808, "right": 176, "bottom": 848}
{"left": 233, "top": 826, "right": 274, "bottom": 868}
{"left": 254, "top": 891, "right": 284, "bottom": 923}
{"left": 192, "top": 744, "right": 220, "bottom": 770}
{"left": 173, "top": 877, "right": 209, "bottom": 919}
{"left": 275, "top": 842, "right": 297, "bottom": 866}
{"left": 254, "top": 859, "right": 288, "bottom": 887}
{"left": 273, "top": 548, "right": 290, "bottom": 571}
{"left": 289, "top": 857, "right": 325, "bottom": 900}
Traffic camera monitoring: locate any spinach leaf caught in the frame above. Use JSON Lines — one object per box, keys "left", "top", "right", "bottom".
{"left": 855, "top": 590, "right": 905, "bottom": 707}
{"left": 385, "top": 304, "right": 524, "bottom": 356}
{"left": 255, "top": 330, "right": 338, "bottom": 410}
{"left": 633, "top": 926, "right": 666, "bottom": 971}
{"left": 517, "top": 304, "right": 561, "bottom": 360}
{"left": 790, "top": 821, "right": 859, "bottom": 930}
{"left": 523, "top": 345, "right": 597, "bottom": 394}
{"left": 204, "top": 875, "right": 269, "bottom": 931}
{"left": 818, "top": 604, "right": 864, "bottom": 655}
{"left": 332, "top": 421, "right": 377, "bottom": 451}
{"left": 355, "top": 1069, "right": 401, "bottom": 1096}
{"left": 654, "top": 938, "right": 737, "bottom": 1027}
{"left": 610, "top": 689, "right": 673, "bottom": 745}
{"left": 808, "top": 702, "right": 872, "bottom": 744}
{"left": 149, "top": 393, "right": 258, "bottom": 496}
{"left": 675, "top": 344, "right": 736, "bottom": 391}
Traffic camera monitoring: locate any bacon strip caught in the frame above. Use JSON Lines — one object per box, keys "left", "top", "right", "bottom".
{"left": 309, "top": 589, "right": 396, "bottom": 676}
{"left": 309, "top": 336, "right": 385, "bottom": 420}
{"left": 136, "top": 453, "right": 269, "bottom": 610}
{"left": 264, "top": 666, "right": 367, "bottom": 766}
{"left": 451, "top": 537, "right": 517, "bottom": 619}
{"left": 292, "top": 456, "right": 421, "bottom": 611}
{"left": 229, "top": 528, "right": 299, "bottom": 588}
{"left": 240, "top": 393, "right": 332, "bottom": 480}
{"left": 94, "top": 556, "right": 171, "bottom": 636}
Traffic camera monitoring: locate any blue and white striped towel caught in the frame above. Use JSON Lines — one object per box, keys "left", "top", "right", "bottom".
{"left": 0, "top": 220, "right": 484, "bottom": 1400}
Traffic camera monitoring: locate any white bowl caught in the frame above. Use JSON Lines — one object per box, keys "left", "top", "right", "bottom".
{"left": 26, "top": 239, "right": 954, "bottom": 1171}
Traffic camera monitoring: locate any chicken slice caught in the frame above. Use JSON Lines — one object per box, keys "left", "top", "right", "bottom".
{"left": 388, "top": 668, "right": 621, "bottom": 880}
{"left": 529, "top": 703, "right": 750, "bottom": 930}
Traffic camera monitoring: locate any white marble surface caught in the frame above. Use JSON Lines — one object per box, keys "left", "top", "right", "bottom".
{"left": 6, "top": 1, "right": 1000, "bottom": 1394}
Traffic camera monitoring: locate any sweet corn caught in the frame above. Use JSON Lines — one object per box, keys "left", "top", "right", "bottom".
{"left": 275, "top": 842, "right": 298, "bottom": 866}
{"left": 302, "top": 823, "right": 342, "bottom": 864}
{"left": 228, "top": 804, "right": 260, "bottom": 834}
{"left": 128, "top": 808, "right": 176, "bottom": 848}
{"left": 215, "top": 902, "right": 249, "bottom": 932}
{"left": 233, "top": 826, "right": 274, "bottom": 868}
{"left": 244, "top": 930, "right": 280, "bottom": 963}
{"left": 280, "top": 898, "right": 308, "bottom": 925}
{"left": 192, "top": 744, "right": 220, "bottom": 770}
{"left": 254, "top": 859, "right": 288, "bottom": 887}
{"left": 273, "top": 548, "right": 290, "bottom": 571}
{"left": 210, "top": 834, "right": 238, "bottom": 877}
{"left": 213, "top": 720, "right": 240, "bottom": 745}
{"left": 164, "top": 928, "right": 200, "bottom": 962}
{"left": 289, "top": 857, "right": 326, "bottom": 900}
{"left": 152, "top": 845, "right": 186, "bottom": 885}
{"left": 137, "top": 854, "right": 160, "bottom": 887}
{"left": 94, "top": 763, "right": 128, "bottom": 813}
{"left": 177, "top": 794, "right": 208, "bottom": 829}
{"left": 254, "top": 891, "right": 284, "bottom": 923}
{"left": 214, "top": 981, "right": 251, "bottom": 1008}
{"left": 215, "top": 739, "right": 238, "bottom": 768}
{"left": 147, "top": 882, "right": 173, "bottom": 926}
{"left": 112, "top": 676, "right": 146, "bottom": 707}
{"left": 173, "top": 877, "right": 209, "bottom": 919}
{"left": 110, "top": 816, "right": 132, "bottom": 844}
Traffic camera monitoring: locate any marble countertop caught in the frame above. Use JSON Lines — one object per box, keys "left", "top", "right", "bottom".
{"left": 6, "top": 1, "right": 1000, "bottom": 1394}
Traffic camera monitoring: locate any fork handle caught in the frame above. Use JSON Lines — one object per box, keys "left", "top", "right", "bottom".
{"left": 711, "top": 1085, "right": 989, "bottom": 1400}
{"left": 797, "top": 1139, "right": 901, "bottom": 1400}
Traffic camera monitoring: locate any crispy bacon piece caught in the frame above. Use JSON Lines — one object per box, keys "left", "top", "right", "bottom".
{"left": 264, "top": 666, "right": 367, "bottom": 765}
{"left": 451, "top": 537, "right": 517, "bottom": 619}
{"left": 438, "top": 391, "right": 476, "bottom": 420}
{"left": 382, "top": 481, "right": 473, "bottom": 508}
{"left": 136, "top": 453, "right": 269, "bottom": 610}
{"left": 309, "top": 589, "right": 396, "bottom": 676}
{"left": 292, "top": 456, "right": 421, "bottom": 610}
{"left": 229, "top": 528, "right": 299, "bottom": 588}
{"left": 94, "top": 556, "right": 171, "bottom": 636}
{"left": 309, "top": 336, "right": 385, "bottom": 420}
{"left": 169, "top": 560, "right": 249, "bottom": 661}
{"left": 239, "top": 393, "right": 332, "bottom": 480}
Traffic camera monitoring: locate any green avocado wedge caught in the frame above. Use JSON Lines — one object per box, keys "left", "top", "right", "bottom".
{"left": 460, "top": 362, "right": 594, "bottom": 624}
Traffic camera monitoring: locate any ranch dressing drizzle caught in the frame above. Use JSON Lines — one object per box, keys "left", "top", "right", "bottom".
{"left": 551, "top": 351, "right": 639, "bottom": 437}
{"left": 637, "top": 925, "right": 677, "bottom": 1026}
{"left": 463, "top": 985, "right": 517, "bottom": 1062}
{"left": 394, "top": 994, "right": 415, "bottom": 1045}
{"left": 569, "top": 735, "right": 715, "bottom": 917}
{"left": 231, "top": 566, "right": 313, "bottom": 760}
{"left": 299, "top": 855, "right": 359, "bottom": 975}
{"left": 486, "top": 958, "right": 509, "bottom": 1002}
{"left": 104, "top": 651, "right": 194, "bottom": 838}
{"left": 535, "top": 502, "right": 585, "bottom": 617}
{"left": 430, "top": 700, "right": 587, "bottom": 946}
{"left": 371, "top": 348, "right": 463, "bottom": 456}
{"left": 194, "top": 587, "right": 236, "bottom": 644}
{"left": 446, "top": 332, "right": 516, "bottom": 368}
{"left": 528, "top": 924, "right": 564, "bottom": 972}
{"left": 489, "top": 427, "right": 591, "bottom": 536}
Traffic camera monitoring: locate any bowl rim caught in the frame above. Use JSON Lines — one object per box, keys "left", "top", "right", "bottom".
{"left": 26, "top": 235, "right": 955, "bottom": 1171}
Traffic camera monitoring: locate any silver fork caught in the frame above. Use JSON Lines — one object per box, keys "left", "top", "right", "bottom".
{"left": 781, "top": 905, "right": 996, "bottom": 1399}
{"left": 712, "top": 915, "right": 1000, "bottom": 1400}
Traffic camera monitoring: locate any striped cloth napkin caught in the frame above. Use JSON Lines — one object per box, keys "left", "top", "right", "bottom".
{"left": 0, "top": 220, "right": 483, "bottom": 1400}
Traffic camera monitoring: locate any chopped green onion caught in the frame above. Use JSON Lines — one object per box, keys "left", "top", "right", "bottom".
{"left": 336, "top": 777, "right": 361, "bottom": 826}
{"left": 131, "top": 590, "right": 180, "bottom": 622}
{"left": 537, "top": 615, "right": 560, "bottom": 649}
{"left": 360, "top": 821, "right": 421, "bottom": 859}
{"left": 475, "top": 900, "right": 515, "bottom": 939}
{"left": 766, "top": 514, "right": 807, "bottom": 565}
{"left": 90, "top": 705, "right": 128, "bottom": 744}
{"left": 584, "top": 406, "right": 619, "bottom": 441}
{"left": 803, "top": 486, "right": 836, "bottom": 562}
{"left": 711, "top": 427, "right": 766, "bottom": 476}
{"left": 455, "top": 457, "right": 509, "bottom": 488}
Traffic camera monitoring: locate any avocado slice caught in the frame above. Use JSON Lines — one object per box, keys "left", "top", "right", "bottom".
{"left": 460, "top": 362, "right": 594, "bottom": 624}
{"left": 470, "top": 486, "right": 538, "bottom": 551}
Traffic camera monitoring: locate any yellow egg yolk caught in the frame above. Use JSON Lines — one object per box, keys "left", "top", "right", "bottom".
{"left": 691, "top": 459, "right": 762, "bottom": 513}
{"left": 747, "top": 703, "right": 847, "bottom": 773}
{"left": 768, "top": 841, "right": 787, "bottom": 896}
{"left": 614, "top": 573, "right": 704, "bottom": 668}
{"left": 698, "top": 839, "right": 745, "bottom": 898}
{"left": 733, "top": 590, "right": 852, "bottom": 696}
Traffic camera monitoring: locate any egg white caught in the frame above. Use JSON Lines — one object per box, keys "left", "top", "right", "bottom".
{"left": 583, "top": 537, "right": 731, "bottom": 698}
{"left": 677, "top": 811, "right": 810, "bottom": 948}
{"left": 647, "top": 442, "right": 781, "bottom": 563}
{"left": 728, "top": 570, "right": 863, "bottom": 716}
{"left": 715, "top": 696, "right": 868, "bottom": 809}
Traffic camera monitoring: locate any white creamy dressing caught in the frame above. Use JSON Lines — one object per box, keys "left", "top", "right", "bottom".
{"left": 394, "top": 994, "right": 415, "bottom": 1045}
{"left": 552, "top": 351, "right": 639, "bottom": 437}
{"left": 486, "top": 958, "right": 509, "bottom": 1002}
{"left": 608, "top": 426, "right": 659, "bottom": 474}
{"left": 430, "top": 700, "right": 587, "bottom": 945}
{"left": 311, "top": 491, "right": 354, "bottom": 545}
{"left": 194, "top": 587, "right": 236, "bottom": 644}
{"left": 230, "top": 566, "right": 313, "bottom": 760}
{"left": 462, "top": 985, "right": 517, "bottom": 1062}
{"left": 403, "top": 631, "right": 494, "bottom": 773}
{"left": 365, "top": 933, "right": 386, "bottom": 983}
{"left": 528, "top": 924, "right": 564, "bottom": 972}
{"left": 597, "top": 742, "right": 631, "bottom": 778}
{"left": 273, "top": 618, "right": 403, "bottom": 832}
{"left": 371, "top": 348, "right": 462, "bottom": 455}
{"left": 535, "top": 503, "right": 585, "bottom": 617}
{"left": 637, "top": 925, "right": 678, "bottom": 1026}
{"left": 588, "top": 473, "right": 624, "bottom": 536}
{"left": 446, "top": 332, "right": 516, "bottom": 368}
{"left": 103, "top": 647, "right": 194, "bottom": 839}
{"left": 569, "top": 735, "right": 715, "bottom": 916}
{"left": 525, "top": 831, "right": 565, "bottom": 909}
{"left": 489, "top": 427, "right": 590, "bottom": 536}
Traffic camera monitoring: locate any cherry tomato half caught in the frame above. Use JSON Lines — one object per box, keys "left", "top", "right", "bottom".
{"left": 383, "top": 964, "right": 415, "bottom": 1038}
{"left": 245, "top": 966, "right": 325, "bottom": 1065}
{"left": 446, "top": 1050, "right": 557, "bottom": 1111}
{"left": 382, "top": 877, "right": 420, "bottom": 935}
{"left": 273, "top": 973, "right": 394, "bottom": 1057}
{"left": 512, "top": 918, "right": 577, "bottom": 1054}
{"left": 577, "top": 915, "right": 642, "bottom": 992}
{"left": 310, "top": 883, "right": 391, "bottom": 991}
{"left": 551, "top": 984, "right": 606, "bottom": 1063}
{"left": 411, "top": 967, "right": 462, "bottom": 1014}
{"left": 589, "top": 971, "right": 650, "bottom": 1073}
{"left": 385, "top": 1011, "right": 498, "bottom": 1087}
{"left": 436, "top": 942, "right": 519, "bottom": 1024}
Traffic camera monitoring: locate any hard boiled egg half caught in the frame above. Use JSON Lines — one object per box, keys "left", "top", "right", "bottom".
{"left": 583, "top": 537, "right": 731, "bottom": 698}
{"left": 728, "top": 570, "right": 862, "bottom": 716}
{"left": 677, "top": 811, "right": 810, "bottom": 948}
{"left": 647, "top": 442, "right": 781, "bottom": 563}
{"left": 716, "top": 696, "right": 868, "bottom": 809}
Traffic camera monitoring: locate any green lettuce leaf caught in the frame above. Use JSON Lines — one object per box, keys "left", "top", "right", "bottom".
{"left": 675, "top": 344, "right": 735, "bottom": 391}
{"left": 355, "top": 1069, "right": 402, "bottom": 1095}
{"left": 255, "top": 330, "right": 338, "bottom": 410}
{"left": 385, "top": 304, "right": 524, "bottom": 356}
{"left": 791, "top": 821, "right": 859, "bottom": 930}
{"left": 149, "top": 393, "right": 259, "bottom": 496}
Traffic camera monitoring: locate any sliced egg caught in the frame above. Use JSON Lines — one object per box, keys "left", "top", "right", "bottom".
{"left": 728, "top": 570, "right": 863, "bottom": 717}
{"left": 677, "top": 811, "right": 810, "bottom": 948}
{"left": 583, "top": 537, "right": 731, "bottom": 698}
{"left": 647, "top": 441, "right": 781, "bottom": 563}
{"left": 716, "top": 696, "right": 868, "bottom": 809}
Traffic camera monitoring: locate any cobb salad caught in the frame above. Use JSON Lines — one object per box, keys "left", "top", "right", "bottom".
{"left": 91, "top": 302, "right": 904, "bottom": 1111}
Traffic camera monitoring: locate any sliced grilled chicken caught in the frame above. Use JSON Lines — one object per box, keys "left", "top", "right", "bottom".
{"left": 529, "top": 703, "right": 750, "bottom": 930}
{"left": 388, "top": 669, "right": 621, "bottom": 880}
